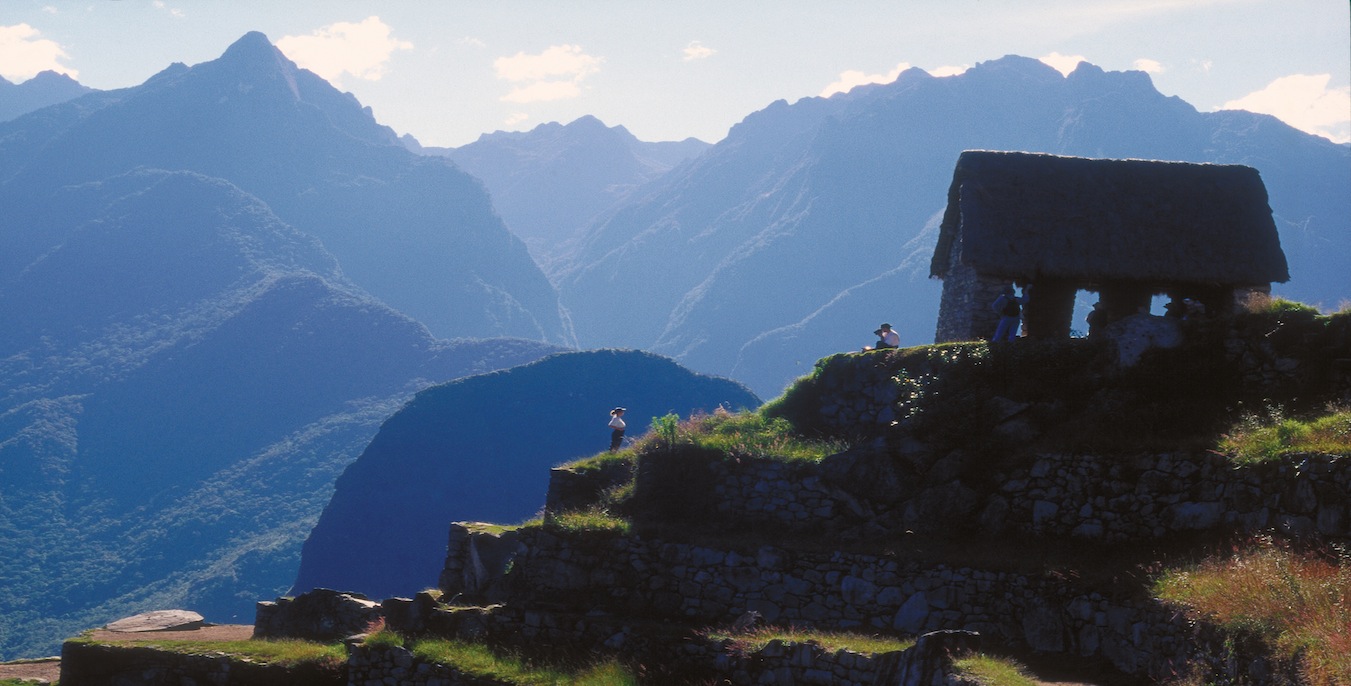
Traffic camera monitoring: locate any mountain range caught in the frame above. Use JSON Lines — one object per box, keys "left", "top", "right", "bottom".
{"left": 1, "top": 32, "right": 1347, "bottom": 661}
{"left": 543, "top": 57, "right": 1350, "bottom": 397}
{"left": 0, "top": 166, "right": 564, "bottom": 658}
{"left": 0, "top": 70, "right": 93, "bottom": 122}
{"left": 422, "top": 115, "right": 708, "bottom": 263}
{"left": 0, "top": 31, "right": 569, "bottom": 345}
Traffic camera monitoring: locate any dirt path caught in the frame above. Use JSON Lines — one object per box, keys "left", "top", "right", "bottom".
{"left": 0, "top": 624, "right": 253, "bottom": 684}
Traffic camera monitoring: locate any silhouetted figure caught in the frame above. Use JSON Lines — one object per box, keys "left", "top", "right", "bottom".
{"left": 991, "top": 285, "right": 1027, "bottom": 341}
{"left": 608, "top": 407, "right": 626, "bottom": 452}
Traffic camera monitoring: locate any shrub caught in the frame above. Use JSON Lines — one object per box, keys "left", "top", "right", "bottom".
{"left": 1155, "top": 538, "right": 1351, "bottom": 685}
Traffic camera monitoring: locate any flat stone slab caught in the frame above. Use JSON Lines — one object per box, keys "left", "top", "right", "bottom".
{"left": 105, "top": 610, "right": 206, "bottom": 633}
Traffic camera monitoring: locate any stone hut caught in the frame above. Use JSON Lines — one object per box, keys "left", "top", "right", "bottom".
{"left": 930, "top": 150, "right": 1289, "bottom": 342}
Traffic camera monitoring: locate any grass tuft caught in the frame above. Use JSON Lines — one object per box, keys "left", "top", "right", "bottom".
{"left": 409, "top": 639, "right": 637, "bottom": 685}
{"left": 1154, "top": 538, "right": 1351, "bottom": 685}
{"left": 951, "top": 653, "right": 1040, "bottom": 686}
{"left": 1218, "top": 407, "right": 1351, "bottom": 463}
{"left": 650, "top": 408, "right": 847, "bottom": 462}
{"left": 546, "top": 506, "right": 631, "bottom": 534}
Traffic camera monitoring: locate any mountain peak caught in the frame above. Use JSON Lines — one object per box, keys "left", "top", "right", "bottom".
{"left": 214, "top": 31, "right": 297, "bottom": 79}
{"left": 222, "top": 31, "right": 276, "bottom": 58}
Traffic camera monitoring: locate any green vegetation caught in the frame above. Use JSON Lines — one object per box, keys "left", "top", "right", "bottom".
{"left": 557, "top": 450, "right": 634, "bottom": 475}
{"left": 545, "top": 506, "right": 631, "bottom": 534}
{"left": 1218, "top": 406, "right": 1351, "bottom": 464}
{"left": 1154, "top": 539, "right": 1351, "bottom": 685}
{"left": 706, "top": 628, "right": 914, "bottom": 655}
{"left": 1, "top": 679, "right": 49, "bottom": 686}
{"left": 951, "top": 653, "right": 1040, "bottom": 686}
{"left": 651, "top": 408, "right": 847, "bottom": 462}
{"left": 409, "top": 639, "right": 636, "bottom": 685}
{"left": 73, "top": 637, "right": 346, "bottom": 668}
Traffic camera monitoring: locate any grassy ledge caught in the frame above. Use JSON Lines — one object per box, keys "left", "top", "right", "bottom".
{"left": 403, "top": 638, "right": 636, "bottom": 685}
{"left": 703, "top": 628, "right": 915, "bottom": 656}
{"left": 1154, "top": 538, "right": 1351, "bottom": 684}
{"left": 71, "top": 636, "right": 346, "bottom": 668}
{"left": 1217, "top": 407, "right": 1351, "bottom": 464}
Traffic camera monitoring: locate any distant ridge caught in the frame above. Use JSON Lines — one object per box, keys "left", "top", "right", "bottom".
{"left": 554, "top": 55, "right": 1351, "bottom": 397}
{"left": 432, "top": 115, "right": 710, "bottom": 261}
{"left": 0, "top": 70, "right": 95, "bottom": 122}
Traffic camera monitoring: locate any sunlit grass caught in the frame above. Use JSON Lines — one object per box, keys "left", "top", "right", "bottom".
{"left": 545, "top": 506, "right": 631, "bottom": 535}
{"left": 76, "top": 637, "right": 346, "bottom": 668}
{"left": 409, "top": 639, "right": 636, "bottom": 685}
{"left": 1218, "top": 407, "right": 1351, "bottom": 464}
{"left": 951, "top": 653, "right": 1039, "bottom": 686}
{"left": 653, "top": 409, "right": 848, "bottom": 462}
{"left": 1154, "top": 539, "right": 1351, "bottom": 685}
{"left": 704, "top": 628, "right": 914, "bottom": 655}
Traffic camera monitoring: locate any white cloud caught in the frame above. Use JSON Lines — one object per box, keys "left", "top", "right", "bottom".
{"left": 504, "top": 112, "right": 530, "bottom": 127}
{"left": 276, "top": 16, "right": 412, "bottom": 83}
{"left": 460, "top": 36, "right": 486, "bottom": 49}
{"left": 494, "top": 44, "right": 600, "bottom": 82}
{"left": 820, "top": 62, "right": 911, "bottom": 97}
{"left": 0, "top": 23, "right": 77, "bottom": 81}
{"left": 494, "top": 44, "right": 601, "bottom": 103}
{"left": 1039, "top": 51, "right": 1087, "bottom": 76}
{"left": 41, "top": 6, "right": 57, "bottom": 14}
{"left": 1222, "top": 73, "right": 1351, "bottom": 143}
{"left": 683, "top": 40, "right": 715, "bottom": 62}
{"left": 1132, "top": 58, "right": 1164, "bottom": 74}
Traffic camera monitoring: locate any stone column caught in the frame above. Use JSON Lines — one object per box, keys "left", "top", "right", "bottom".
{"left": 1023, "top": 279, "right": 1075, "bottom": 339}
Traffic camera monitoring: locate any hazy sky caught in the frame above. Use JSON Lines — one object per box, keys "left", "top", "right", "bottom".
{"left": 3, "top": 0, "right": 1348, "bottom": 146}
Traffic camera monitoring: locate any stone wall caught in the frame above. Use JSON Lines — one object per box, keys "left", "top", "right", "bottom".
{"left": 254, "top": 588, "right": 382, "bottom": 641}
{"left": 438, "top": 526, "right": 1296, "bottom": 683}
{"left": 626, "top": 445, "right": 1349, "bottom": 544}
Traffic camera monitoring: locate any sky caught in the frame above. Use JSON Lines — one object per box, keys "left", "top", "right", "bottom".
{"left": 2, "top": 0, "right": 1348, "bottom": 147}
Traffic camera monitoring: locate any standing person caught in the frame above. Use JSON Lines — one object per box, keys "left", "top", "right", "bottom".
{"left": 608, "top": 407, "right": 626, "bottom": 452}
{"left": 991, "top": 285, "right": 1025, "bottom": 341}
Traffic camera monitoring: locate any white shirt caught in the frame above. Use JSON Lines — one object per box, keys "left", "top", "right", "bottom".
{"left": 881, "top": 329, "right": 899, "bottom": 347}
{"left": 609, "top": 416, "right": 626, "bottom": 430}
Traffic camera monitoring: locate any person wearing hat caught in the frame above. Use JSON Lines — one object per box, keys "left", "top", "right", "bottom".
{"left": 877, "top": 323, "right": 899, "bottom": 349}
{"left": 608, "top": 407, "right": 627, "bottom": 452}
{"left": 991, "top": 284, "right": 1028, "bottom": 341}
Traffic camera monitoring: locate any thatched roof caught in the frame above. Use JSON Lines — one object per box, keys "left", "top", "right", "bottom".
{"left": 930, "top": 151, "right": 1289, "bottom": 286}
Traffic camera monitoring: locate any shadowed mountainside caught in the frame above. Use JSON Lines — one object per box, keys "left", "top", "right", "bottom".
{"left": 293, "top": 349, "right": 759, "bottom": 601}
{"left": 0, "top": 170, "right": 562, "bottom": 659}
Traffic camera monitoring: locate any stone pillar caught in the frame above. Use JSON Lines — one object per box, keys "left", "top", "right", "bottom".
{"left": 1023, "top": 279, "right": 1075, "bottom": 339}
{"left": 1098, "top": 281, "right": 1153, "bottom": 323}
